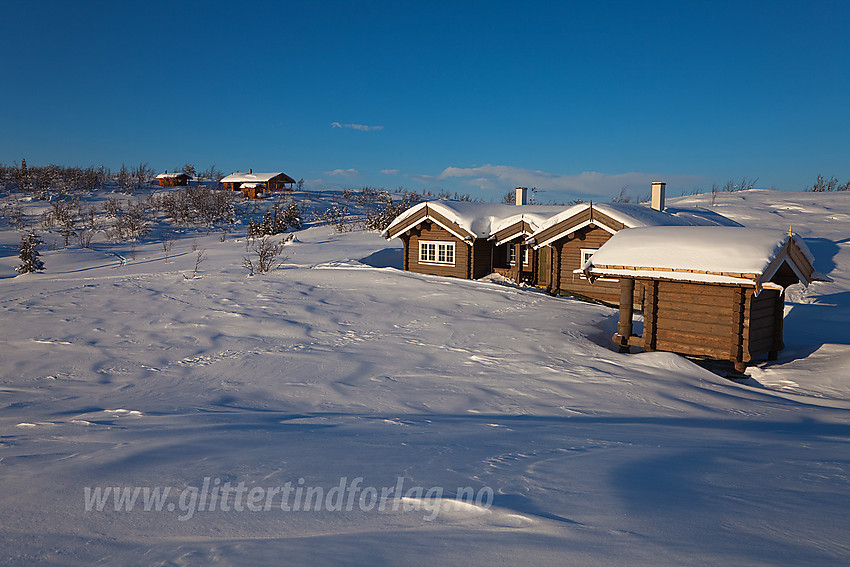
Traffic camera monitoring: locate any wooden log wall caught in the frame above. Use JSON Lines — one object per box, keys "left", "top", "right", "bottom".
{"left": 553, "top": 226, "right": 620, "bottom": 304}
{"left": 637, "top": 280, "right": 784, "bottom": 369}
{"left": 471, "top": 240, "right": 494, "bottom": 279}
{"left": 747, "top": 289, "right": 783, "bottom": 358}
{"left": 643, "top": 280, "right": 740, "bottom": 361}
{"left": 406, "top": 223, "right": 470, "bottom": 279}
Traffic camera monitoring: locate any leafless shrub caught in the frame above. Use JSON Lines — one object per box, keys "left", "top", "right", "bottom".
{"left": 723, "top": 177, "right": 758, "bottom": 192}
{"left": 185, "top": 248, "right": 207, "bottom": 279}
{"left": 116, "top": 164, "right": 132, "bottom": 193}
{"left": 355, "top": 186, "right": 379, "bottom": 205}
{"left": 612, "top": 186, "right": 631, "bottom": 203}
{"left": 155, "top": 186, "right": 235, "bottom": 225}
{"left": 1, "top": 198, "right": 25, "bottom": 229}
{"left": 130, "top": 162, "right": 153, "bottom": 192}
{"left": 105, "top": 199, "right": 151, "bottom": 241}
{"left": 242, "top": 236, "right": 289, "bottom": 275}
{"left": 41, "top": 198, "right": 81, "bottom": 247}
{"left": 198, "top": 164, "right": 225, "bottom": 182}
{"left": 76, "top": 204, "right": 100, "bottom": 248}
{"left": 162, "top": 233, "right": 175, "bottom": 262}
{"left": 104, "top": 197, "right": 124, "bottom": 217}
{"left": 805, "top": 175, "right": 849, "bottom": 192}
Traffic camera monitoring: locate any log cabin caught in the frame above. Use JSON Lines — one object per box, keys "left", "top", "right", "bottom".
{"left": 528, "top": 182, "right": 740, "bottom": 304}
{"left": 583, "top": 226, "right": 830, "bottom": 371}
{"left": 156, "top": 171, "right": 191, "bottom": 187}
{"left": 488, "top": 190, "right": 568, "bottom": 285}
{"left": 383, "top": 188, "right": 564, "bottom": 281}
{"left": 240, "top": 182, "right": 265, "bottom": 199}
{"left": 221, "top": 170, "right": 296, "bottom": 194}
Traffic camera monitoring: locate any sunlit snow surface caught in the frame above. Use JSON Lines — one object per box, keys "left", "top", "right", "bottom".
{"left": 1, "top": 189, "right": 849, "bottom": 565}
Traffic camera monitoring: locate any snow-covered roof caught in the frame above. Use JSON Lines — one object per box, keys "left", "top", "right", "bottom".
{"left": 156, "top": 172, "right": 190, "bottom": 179}
{"left": 583, "top": 226, "right": 826, "bottom": 289}
{"left": 489, "top": 206, "right": 569, "bottom": 235}
{"left": 221, "top": 172, "right": 292, "bottom": 183}
{"left": 531, "top": 202, "right": 739, "bottom": 244}
{"left": 384, "top": 199, "right": 742, "bottom": 248}
{"left": 384, "top": 201, "right": 570, "bottom": 241}
{"left": 240, "top": 182, "right": 263, "bottom": 188}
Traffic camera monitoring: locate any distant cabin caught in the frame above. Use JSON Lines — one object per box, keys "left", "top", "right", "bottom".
{"left": 156, "top": 171, "right": 191, "bottom": 187}
{"left": 220, "top": 170, "right": 296, "bottom": 197}
{"left": 584, "top": 226, "right": 830, "bottom": 371}
{"left": 384, "top": 184, "right": 738, "bottom": 298}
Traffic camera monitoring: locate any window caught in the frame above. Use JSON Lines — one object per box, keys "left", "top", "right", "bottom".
{"left": 419, "top": 241, "right": 455, "bottom": 265}
{"left": 509, "top": 246, "right": 530, "bottom": 266}
{"left": 579, "top": 248, "right": 597, "bottom": 278}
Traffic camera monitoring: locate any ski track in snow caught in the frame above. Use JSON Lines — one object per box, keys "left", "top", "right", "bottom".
{"left": 1, "top": 189, "right": 850, "bottom": 565}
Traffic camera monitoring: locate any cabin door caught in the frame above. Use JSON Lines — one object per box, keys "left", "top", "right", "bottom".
{"left": 537, "top": 247, "right": 550, "bottom": 287}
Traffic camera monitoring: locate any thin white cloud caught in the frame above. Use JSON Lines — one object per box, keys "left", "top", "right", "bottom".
{"left": 437, "top": 165, "right": 702, "bottom": 196}
{"left": 331, "top": 122, "right": 384, "bottom": 132}
{"left": 324, "top": 168, "right": 360, "bottom": 178}
{"left": 381, "top": 169, "right": 400, "bottom": 175}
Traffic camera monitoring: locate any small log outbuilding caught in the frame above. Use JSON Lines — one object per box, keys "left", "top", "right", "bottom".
{"left": 583, "top": 226, "right": 830, "bottom": 371}
{"left": 220, "top": 170, "right": 296, "bottom": 195}
{"left": 156, "top": 172, "right": 191, "bottom": 187}
{"left": 240, "top": 182, "right": 265, "bottom": 199}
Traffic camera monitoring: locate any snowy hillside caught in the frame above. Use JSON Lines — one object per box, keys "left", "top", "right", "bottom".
{"left": 1, "top": 188, "right": 849, "bottom": 565}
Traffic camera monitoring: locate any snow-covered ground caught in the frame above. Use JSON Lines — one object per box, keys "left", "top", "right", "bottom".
{"left": 1, "top": 189, "right": 849, "bottom": 565}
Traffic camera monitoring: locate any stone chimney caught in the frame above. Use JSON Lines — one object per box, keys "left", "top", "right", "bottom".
{"left": 248, "top": 168, "right": 253, "bottom": 174}
{"left": 516, "top": 187, "right": 528, "bottom": 206}
{"left": 651, "top": 182, "right": 666, "bottom": 211}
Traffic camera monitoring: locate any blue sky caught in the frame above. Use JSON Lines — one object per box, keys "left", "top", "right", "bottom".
{"left": 2, "top": 0, "right": 849, "bottom": 202}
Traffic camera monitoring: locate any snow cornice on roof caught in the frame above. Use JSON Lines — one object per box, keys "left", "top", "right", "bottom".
{"left": 583, "top": 226, "right": 830, "bottom": 292}
{"left": 530, "top": 202, "right": 741, "bottom": 249}
{"left": 383, "top": 201, "right": 567, "bottom": 242}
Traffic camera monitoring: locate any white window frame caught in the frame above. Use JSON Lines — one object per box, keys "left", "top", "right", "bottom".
{"left": 580, "top": 248, "right": 597, "bottom": 266}
{"left": 579, "top": 248, "right": 597, "bottom": 279}
{"left": 419, "top": 240, "right": 455, "bottom": 265}
{"left": 508, "top": 245, "right": 530, "bottom": 266}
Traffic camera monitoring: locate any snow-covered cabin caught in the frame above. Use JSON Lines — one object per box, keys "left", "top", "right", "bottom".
{"left": 220, "top": 170, "right": 296, "bottom": 195}
{"left": 528, "top": 183, "right": 740, "bottom": 304}
{"left": 239, "top": 182, "right": 264, "bottom": 199}
{"left": 583, "top": 226, "right": 830, "bottom": 371}
{"left": 383, "top": 188, "right": 566, "bottom": 282}
{"left": 156, "top": 171, "right": 191, "bottom": 187}
{"left": 384, "top": 183, "right": 740, "bottom": 291}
